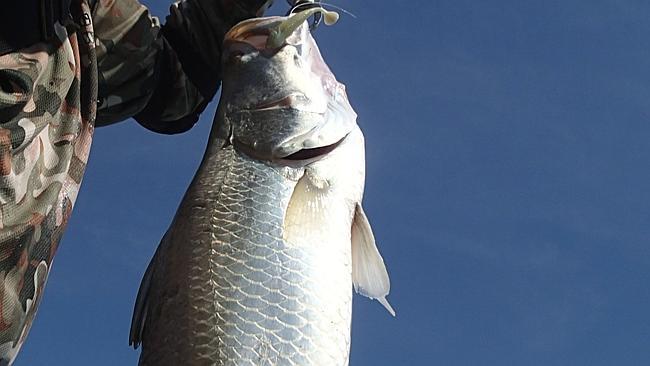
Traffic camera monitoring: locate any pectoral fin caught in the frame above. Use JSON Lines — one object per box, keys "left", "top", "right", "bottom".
{"left": 351, "top": 204, "right": 395, "bottom": 316}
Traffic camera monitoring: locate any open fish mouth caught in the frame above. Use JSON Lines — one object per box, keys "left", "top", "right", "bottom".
{"left": 281, "top": 135, "right": 346, "bottom": 161}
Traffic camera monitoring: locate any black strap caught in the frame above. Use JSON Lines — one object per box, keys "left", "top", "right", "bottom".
{"left": 0, "top": 0, "right": 73, "bottom": 55}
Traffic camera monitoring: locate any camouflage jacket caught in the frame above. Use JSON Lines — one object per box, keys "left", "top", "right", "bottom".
{"left": 0, "top": 0, "right": 268, "bottom": 364}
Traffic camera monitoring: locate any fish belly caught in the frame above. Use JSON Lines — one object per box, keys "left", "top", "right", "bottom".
{"left": 140, "top": 145, "right": 353, "bottom": 366}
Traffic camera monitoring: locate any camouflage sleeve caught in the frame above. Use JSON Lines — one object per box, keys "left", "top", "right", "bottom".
{"left": 0, "top": 1, "right": 97, "bottom": 363}
{"left": 93, "top": 0, "right": 271, "bottom": 134}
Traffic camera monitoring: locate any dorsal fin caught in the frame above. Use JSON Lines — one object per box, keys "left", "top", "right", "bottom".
{"left": 351, "top": 203, "right": 395, "bottom": 316}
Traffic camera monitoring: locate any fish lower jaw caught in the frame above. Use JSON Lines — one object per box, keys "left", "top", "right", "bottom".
{"left": 234, "top": 134, "right": 348, "bottom": 167}
{"left": 277, "top": 135, "right": 346, "bottom": 162}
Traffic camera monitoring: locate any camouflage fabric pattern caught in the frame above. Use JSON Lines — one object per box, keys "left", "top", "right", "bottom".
{"left": 94, "top": 0, "right": 272, "bottom": 132}
{"left": 93, "top": 0, "right": 179, "bottom": 126}
{"left": 0, "top": 0, "right": 97, "bottom": 364}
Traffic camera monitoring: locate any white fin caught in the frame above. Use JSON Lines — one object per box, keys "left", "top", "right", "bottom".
{"left": 351, "top": 204, "right": 395, "bottom": 316}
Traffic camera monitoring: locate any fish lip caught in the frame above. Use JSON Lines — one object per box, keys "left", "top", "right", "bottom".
{"left": 279, "top": 135, "right": 347, "bottom": 161}
{"left": 223, "top": 16, "right": 282, "bottom": 48}
{"left": 232, "top": 133, "right": 348, "bottom": 164}
{"left": 223, "top": 15, "right": 308, "bottom": 52}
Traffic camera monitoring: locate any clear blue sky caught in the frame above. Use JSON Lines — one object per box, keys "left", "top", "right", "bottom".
{"left": 15, "top": 1, "right": 650, "bottom": 365}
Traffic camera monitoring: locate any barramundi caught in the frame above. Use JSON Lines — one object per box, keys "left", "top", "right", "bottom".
{"left": 129, "top": 7, "right": 393, "bottom": 365}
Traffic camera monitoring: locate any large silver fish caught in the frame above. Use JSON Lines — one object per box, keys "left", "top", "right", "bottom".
{"left": 129, "top": 9, "right": 393, "bottom": 366}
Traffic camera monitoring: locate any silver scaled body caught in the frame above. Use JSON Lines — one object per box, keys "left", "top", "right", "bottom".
{"left": 130, "top": 14, "right": 392, "bottom": 366}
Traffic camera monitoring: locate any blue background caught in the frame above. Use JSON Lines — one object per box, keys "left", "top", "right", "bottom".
{"left": 16, "top": 1, "right": 650, "bottom": 365}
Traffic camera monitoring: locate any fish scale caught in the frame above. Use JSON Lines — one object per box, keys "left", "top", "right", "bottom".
{"left": 137, "top": 143, "right": 353, "bottom": 365}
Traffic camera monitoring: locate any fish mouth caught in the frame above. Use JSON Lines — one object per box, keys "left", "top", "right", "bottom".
{"left": 224, "top": 6, "right": 339, "bottom": 51}
{"left": 281, "top": 135, "right": 346, "bottom": 161}
{"left": 233, "top": 134, "right": 347, "bottom": 164}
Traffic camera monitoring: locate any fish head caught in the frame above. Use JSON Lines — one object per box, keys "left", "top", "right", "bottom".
{"left": 219, "top": 14, "right": 357, "bottom": 163}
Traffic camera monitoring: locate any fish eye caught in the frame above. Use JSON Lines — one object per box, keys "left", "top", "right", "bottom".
{"left": 231, "top": 51, "right": 245, "bottom": 59}
{"left": 225, "top": 41, "right": 257, "bottom": 61}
